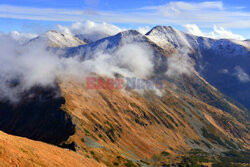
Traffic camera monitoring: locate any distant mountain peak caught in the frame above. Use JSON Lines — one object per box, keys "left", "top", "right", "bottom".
{"left": 146, "top": 25, "right": 192, "bottom": 51}
{"left": 120, "top": 30, "right": 141, "bottom": 36}
{"left": 26, "top": 30, "right": 86, "bottom": 48}
{"left": 45, "top": 31, "right": 86, "bottom": 47}
{"left": 146, "top": 25, "right": 176, "bottom": 35}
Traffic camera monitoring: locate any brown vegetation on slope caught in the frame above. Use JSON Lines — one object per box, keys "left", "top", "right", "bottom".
{"left": 0, "top": 130, "right": 104, "bottom": 167}
{"left": 58, "top": 76, "right": 249, "bottom": 166}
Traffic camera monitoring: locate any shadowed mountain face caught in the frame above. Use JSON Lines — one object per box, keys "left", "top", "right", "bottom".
{"left": 0, "top": 85, "right": 75, "bottom": 145}
{"left": 146, "top": 26, "right": 250, "bottom": 112}
{"left": 193, "top": 47, "right": 250, "bottom": 111}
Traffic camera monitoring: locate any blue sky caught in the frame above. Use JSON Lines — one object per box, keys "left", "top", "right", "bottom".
{"left": 0, "top": 0, "right": 250, "bottom": 39}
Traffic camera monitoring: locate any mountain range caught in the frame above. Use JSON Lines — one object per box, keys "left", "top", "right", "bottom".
{"left": 0, "top": 26, "right": 249, "bottom": 166}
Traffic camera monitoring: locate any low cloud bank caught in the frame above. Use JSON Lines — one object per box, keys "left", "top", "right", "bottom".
{"left": 184, "top": 24, "right": 245, "bottom": 40}
{"left": 57, "top": 20, "right": 122, "bottom": 42}
{"left": 0, "top": 31, "right": 38, "bottom": 44}
{"left": 0, "top": 24, "right": 200, "bottom": 102}
{"left": 0, "top": 33, "right": 158, "bottom": 102}
{"left": 57, "top": 21, "right": 154, "bottom": 42}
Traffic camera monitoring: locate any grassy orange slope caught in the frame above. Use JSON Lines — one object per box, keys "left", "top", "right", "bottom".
{"left": 0, "top": 130, "right": 104, "bottom": 167}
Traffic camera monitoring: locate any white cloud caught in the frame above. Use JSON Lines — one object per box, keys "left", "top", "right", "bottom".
{"left": 57, "top": 21, "right": 151, "bottom": 40}
{"left": 184, "top": 24, "right": 204, "bottom": 37}
{"left": 57, "top": 20, "right": 122, "bottom": 41}
{"left": 211, "top": 26, "right": 245, "bottom": 40}
{"left": 184, "top": 24, "right": 245, "bottom": 40}
{"left": 137, "top": 1, "right": 250, "bottom": 29}
{"left": 1, "top": 1, "right": 250, "bottom": 31}
{"left": 158, "top": 1, "right": 223, "bottom": 16}
{"left": 234, "top": 66, "right": 250, "bottom": 82}
{"left": 0, "top": 31, "right": 38, "bottom": 45}
{"left": 165, "top": 48, "right": 194, "bottom": 77}
{"left": 0, "top": 5, "right": 99, "bottom": 22}
{"left": 115, "top": 44, "right": 154, "bottom": 77}
{"left": 0, "top": 31, "right": 159, "bottom": 101}
{"left": 137, "top": 26, "right": 151, "bottom": 35}
{"left": 9, "top": 31, "right": 38, "bottom": 44}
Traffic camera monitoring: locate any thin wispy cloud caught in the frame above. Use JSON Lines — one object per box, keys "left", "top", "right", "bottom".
{"left": 234, "top": 66, "right": 250, "bottom": 82}
{"left": 0, "top": 1, "right": 250, "bottom": 28}
{"left": 0, "top": 5, "right": 99, "bottom": 22}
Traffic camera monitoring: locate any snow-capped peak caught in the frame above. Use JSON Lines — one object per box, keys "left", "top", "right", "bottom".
{"left": 45, "top": 30, "right": 86, "bottom": 48}
{"left": 146, "top": 25, "right": 250, "bottom": 57}
{"left": 146, "top": 26, "right": 193, "bottom": 51}
{"left": 26, "top": 30, "right": 86, "bottom": 48}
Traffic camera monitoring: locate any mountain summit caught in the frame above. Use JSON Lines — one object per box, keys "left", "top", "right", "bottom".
{"left": 27, "top": 30, "right": 86, "bottom": 48}
{"left": 146, "top": 25, "right": 250, "bottom": 112}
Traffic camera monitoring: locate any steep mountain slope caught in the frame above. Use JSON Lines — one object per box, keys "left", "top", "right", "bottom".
{"left": 57, "top": 30, "right": 249, "bottom": 165}
{"left": 146, "top": 26, "right": 250, "bottom": 111}
{"left": 0, "top": 130, "right": 104, "bottom": 167}
{"left": 68, "top": 30, "right": 248, "bottom": 121}
{"left": 58, "top": 75, "right": 249, "bottom": 166}
{"left": 27, "top": 30, "right": 86, "bottom": 48}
